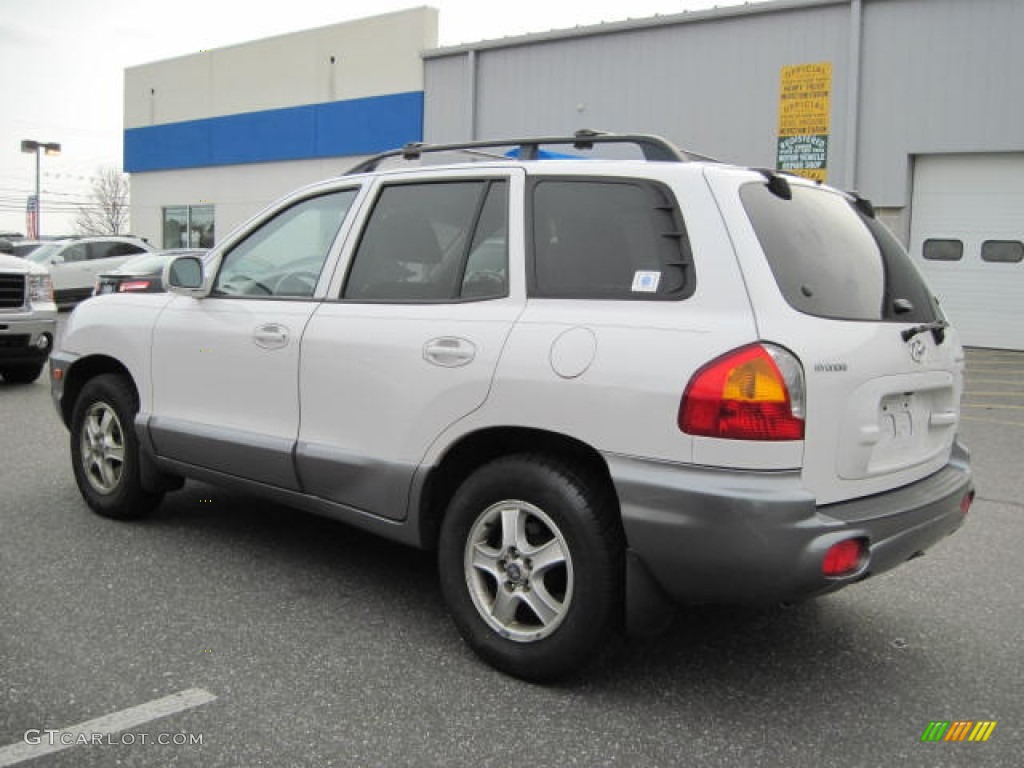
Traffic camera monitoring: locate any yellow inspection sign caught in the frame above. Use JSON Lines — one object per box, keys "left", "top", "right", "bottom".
{"left": 776, "top": 62, "right": 832, "bottom": 183}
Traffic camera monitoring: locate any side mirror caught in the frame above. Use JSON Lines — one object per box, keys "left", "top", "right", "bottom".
{"left": 164, "top": 255, "right": 208, "bottom": 298}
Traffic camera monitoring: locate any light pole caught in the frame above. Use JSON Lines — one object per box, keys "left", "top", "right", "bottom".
{"left": 20, "top": 139, "right": 61, "bottom": 238}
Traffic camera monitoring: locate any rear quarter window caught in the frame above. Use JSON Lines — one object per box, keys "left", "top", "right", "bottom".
{"left": 529, "top": 178, "right": 694, "bottom": 300}
{"left": 740, "top": 182, "right": 939, "bottom": 323}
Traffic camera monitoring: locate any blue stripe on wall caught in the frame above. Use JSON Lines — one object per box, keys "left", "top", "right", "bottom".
{"left": 124, "top": 91, "right": 423, "bottom": 172}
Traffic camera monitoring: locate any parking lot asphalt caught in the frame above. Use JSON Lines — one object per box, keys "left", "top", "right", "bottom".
{"left": 0, "top": 335, "right": 1021, "bottom": 767}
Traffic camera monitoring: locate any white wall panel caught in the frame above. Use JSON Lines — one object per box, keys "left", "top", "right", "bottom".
{"left": 125, "top": 7, "right": 437, "bottom": 128}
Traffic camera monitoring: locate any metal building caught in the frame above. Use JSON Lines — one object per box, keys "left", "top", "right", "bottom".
{"left": 124, "top": 0, "right": 1024, "bottom": 348}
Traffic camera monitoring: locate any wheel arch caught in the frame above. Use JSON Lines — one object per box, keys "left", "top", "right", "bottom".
{"left": 60, "top": 355, "right": 136, "bottom": 428}
{"left": 415, "top": 426, "right": 619, "bottom": 550}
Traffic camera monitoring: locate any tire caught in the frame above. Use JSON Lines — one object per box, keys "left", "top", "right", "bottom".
{"left": 70, "top": 374, "right": 162, "bottom": 519}
{"left": 1, "top": 362, "right": 45, "bottom": 384}
{"left": 438, "top": 454, "right": 624, "bottom": 681}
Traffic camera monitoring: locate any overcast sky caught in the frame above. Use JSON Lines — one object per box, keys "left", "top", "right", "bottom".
{"left": 0, "top": 0, "right": 758, "bottom": 235}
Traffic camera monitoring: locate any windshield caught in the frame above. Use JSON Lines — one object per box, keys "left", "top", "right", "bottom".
{"left": 26, "top": 243, "right": 62, "bottom": 264}
{"left": 740, "top": 182, "right": 940, "bottom": 323}
{"left": 116, "top": 253, "right": 170, "bottom": 273}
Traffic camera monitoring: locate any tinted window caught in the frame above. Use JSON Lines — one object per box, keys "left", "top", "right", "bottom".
{"left": 741, "top": 182, "right": 938, "bottom": 323}
{"left": 87, "top": 243, "right": 114, "bottom": 260}
{"left": 531, "top": 179, "right": 693, "bottom": 300}
{"left": 981, "top": 240, "right": 1024, "bottom": 263}
{"left": 214, "top": 189, "right": 357, "bottom": 298}
{"left": 922, "top": 239, "right": 963, "bottom": 261}
{"left": 61, "top": 244, "right": 88, "bottom": 263}
{"left": 344, "top": 180, "right": 508, "bottom": 302}
{"left": 88, "top": 242, "right": 144, "bottom": 260}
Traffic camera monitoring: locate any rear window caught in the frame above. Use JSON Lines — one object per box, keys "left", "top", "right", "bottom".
{"left": 740, "top": 182, "right": 939, "bottom": 323}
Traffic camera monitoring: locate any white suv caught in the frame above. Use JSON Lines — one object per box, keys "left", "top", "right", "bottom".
{"left": 50, "top": 133, "right": 973, "bottom": 680}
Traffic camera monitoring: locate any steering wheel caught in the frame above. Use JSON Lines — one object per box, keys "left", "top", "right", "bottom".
{"left": 462, "top": 269, "right": 507, "bottom": 297}
{"left": 216, "top": 275, "right": 273, "bottom": 296}
{"left": 272, "top": 271, "right": 320, "bottom": 297}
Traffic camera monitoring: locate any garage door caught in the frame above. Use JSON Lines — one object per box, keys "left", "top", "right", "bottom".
{"left": 910, "top": 153, "right": 1024, "bottom": 350}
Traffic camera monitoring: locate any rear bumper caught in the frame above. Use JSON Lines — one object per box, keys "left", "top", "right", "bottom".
{"left": 607, "top": 440, "right": 973, "bottom": 608}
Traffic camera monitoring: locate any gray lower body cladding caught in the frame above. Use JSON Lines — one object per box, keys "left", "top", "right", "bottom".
{"left": 606, "top": 441, "right": 973, "bottom": 606}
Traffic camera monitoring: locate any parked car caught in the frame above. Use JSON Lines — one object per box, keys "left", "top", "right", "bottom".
{"left": 93, "top": 249, "right": 207, "bottom": 296}
{"left": 0, "top": 251, "right": 56, "bottom": 383}
{"left": 50, "top": 132, "right": 974, "bottom": 681}
{"left": 27, "top": 236, "right": 154, "bottom": 307}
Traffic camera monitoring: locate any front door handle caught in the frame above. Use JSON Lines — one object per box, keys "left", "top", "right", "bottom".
{"left": 423, "top": 337, "right": 476, "bottom": 368}
{"left": 253, "top": 323, "right": 289, "bottom": 350}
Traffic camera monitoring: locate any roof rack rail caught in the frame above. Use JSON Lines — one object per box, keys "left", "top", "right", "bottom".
{"left": 346, "top": 130, "right": 714, "bottom": 174}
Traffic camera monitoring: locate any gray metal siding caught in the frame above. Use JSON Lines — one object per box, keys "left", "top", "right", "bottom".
{"left": 858, "top": 0, "right": 1024, "bottom": 205}
{"left": 426, "top": 4, "right": 851, "bottom": 180}
{"left": 424, "top": 0, "right": 1024, "bottom": 209}
{"left": 424, "top": 54, "right": 472, "bottom": 143}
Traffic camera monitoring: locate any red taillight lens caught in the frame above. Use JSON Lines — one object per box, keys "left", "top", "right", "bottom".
{"left": 679, "top": 344, "right": 805, "bottom": 440}
{"left": 822, "top": 539, "right": 866, "bottom": 577}
{"left": 960, "top": 491, "right": 974, "bottom": 515}
{"left": 119, "top": 280, "right": 152, "bottom": 292}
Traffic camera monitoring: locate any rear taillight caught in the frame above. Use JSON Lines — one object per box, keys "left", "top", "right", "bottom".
{"left": 679, "top": 343, "right": 805, "bottom": 440}
{"left": 119, "top": 280, "right": 152, "bottom": 292}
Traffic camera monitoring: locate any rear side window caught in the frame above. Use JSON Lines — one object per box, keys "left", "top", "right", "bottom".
{"left": 530, "top": 179, "right": 694, "bottom": 300}
{"left": 740, "top": 183, "right": 939, "bottom": 323}
{"left": 88, "top": 242, "right": 144, "bottom": 260}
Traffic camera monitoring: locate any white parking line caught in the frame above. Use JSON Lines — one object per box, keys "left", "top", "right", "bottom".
{"left": 0, "top": 688, "right": 216, "bottom": 767}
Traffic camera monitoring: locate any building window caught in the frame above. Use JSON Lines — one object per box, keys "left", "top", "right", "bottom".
{"left": 981, "top": 240, "right": 1024, "bottom": 264}
{"left": 922, "top": 239, "right": 963, "bottom": 261}
{"left": 163, "top": 205, "right": 215, "bottom": 249}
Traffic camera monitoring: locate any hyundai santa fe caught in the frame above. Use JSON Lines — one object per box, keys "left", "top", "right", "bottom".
{"left": 50, "top": 132, "right": 974, "bottom": 680}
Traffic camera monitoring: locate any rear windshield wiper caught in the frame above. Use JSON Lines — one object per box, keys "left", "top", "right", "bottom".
{"left": 901, "top": 320, "right": 948, "bottom": 345}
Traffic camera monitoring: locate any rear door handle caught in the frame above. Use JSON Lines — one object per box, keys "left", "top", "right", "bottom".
{"left": 423, "top": 337, "right": 476, "bottom": 368}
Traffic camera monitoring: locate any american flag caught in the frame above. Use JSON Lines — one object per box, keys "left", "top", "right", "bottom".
{"left": 26, "top": 195, "right": 38, "bottom": 239}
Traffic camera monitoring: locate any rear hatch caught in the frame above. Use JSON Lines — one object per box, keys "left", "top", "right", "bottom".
{"left": 708, "top": 168, "right": 964, "bottom": 505}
